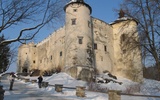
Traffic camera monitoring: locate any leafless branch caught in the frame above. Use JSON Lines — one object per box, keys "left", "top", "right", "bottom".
{"left": 0, "top": 0, "right": 66, "bottom": 46}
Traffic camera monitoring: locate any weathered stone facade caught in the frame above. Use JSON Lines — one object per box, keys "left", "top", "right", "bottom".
{"left": 17, "top": 0, "right": 143, "bottom": 82}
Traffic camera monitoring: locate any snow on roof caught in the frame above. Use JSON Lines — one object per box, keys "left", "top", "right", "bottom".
{"left": 110, "top": 17, "right": 138, "bottom": 25}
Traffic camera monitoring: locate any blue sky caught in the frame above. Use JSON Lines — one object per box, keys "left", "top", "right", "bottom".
{"left": 7, "top": 0, "right": 122, "bottom": 72}
{"left": 86, "top": 0, "right": 122, "bottom": 23}
{"left": 35, "top": 0, "right": 122, "bottom": 43}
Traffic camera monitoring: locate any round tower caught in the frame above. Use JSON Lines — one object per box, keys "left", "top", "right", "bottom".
{"left": 64, "top": 0, "right": 93, "bottom": 81}
{"left": 111, "top": 10, "right": 143, "bottom": 82}
{"left": 17, "top": 43, "right": 37, "bottom": 74}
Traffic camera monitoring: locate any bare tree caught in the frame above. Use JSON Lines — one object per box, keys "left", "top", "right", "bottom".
{"left": 0, "top": 0, "right": 67, "bottom": 46}
{"left": 120, "top": 0, "right": 160, "bottom": 79}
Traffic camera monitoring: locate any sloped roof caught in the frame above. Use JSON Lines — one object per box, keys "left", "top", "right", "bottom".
{"left": 110, "top": 17, "right": 138, "bottom": 25}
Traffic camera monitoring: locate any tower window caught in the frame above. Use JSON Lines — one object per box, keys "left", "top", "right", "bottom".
{"left": 79, "top": 38, "right": 83, "bottom": 44}
{"left": 78, "top": 36, "right": 83, "bottom": 44}
{"left": 71, "top": 18, "right": 76, "bottom": 25}
{"left": 33, "top": 60, "right": 35, "bottom": 64}
{"left": 94, "top": 43, "right": 97, "bottom": 50}
{"left": 73, "top": 9, "right": 77, "bottom": 12}
{"left": 60, "top": 51, "right": 62, "bottom": 56}
{"left": 88, "top": 21, "right": 91, "bottom": 28}
{"left": 51, "top": 55, "right": 52, "bottom": 60}
{"left": 104, "top": 45, "right": 107, "bottom": 52}
{"left": 121, "top": 34, "right": 126, "bottom": 43}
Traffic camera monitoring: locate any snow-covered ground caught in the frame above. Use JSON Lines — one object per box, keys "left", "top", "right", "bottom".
{"left": 1, "top": 72, "right": 160, "bottom": 100}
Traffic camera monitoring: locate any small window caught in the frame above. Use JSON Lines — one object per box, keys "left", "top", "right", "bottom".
{"left": 78, "top": 36, "right": 83, "bottom": 44}
{"left": 79, "top": 38, "right": 82, "bottom": 44}
{"left": 60, "top": 51, "right": 62, "bottom": 56}
{"left": 73, "top": 9, "right": 77, "bottom": 12}
{"left": 94, "top": 43, "right": 97, "bottom": 49}
{"left": 51, "top": 55, "right": 52, "bottom": 60}
{"left": 104, "top": 45, "right": 107, "bottom": 52}
{"left": 71, "top": 18, "right": 76, "bottom": 25}
{"left": 121, "top": 34, "right": 126, "bottom": 42}
{"left": 88, "top": 21, "right": 91, "bottom": 28}
{"left": 33, "top": 60, "right": 35, "bottom": 64}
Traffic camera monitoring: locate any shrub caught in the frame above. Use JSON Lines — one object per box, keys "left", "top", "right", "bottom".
{"left": 123, "top": 84, "right": 141, "bottom": 94}
{"left": 87, "top": 82, "right": 108, "bottom": 93}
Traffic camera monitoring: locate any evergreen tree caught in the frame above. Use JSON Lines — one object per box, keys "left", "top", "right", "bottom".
{"left": 0, "top": 35, "right": 11, "bottom": 73}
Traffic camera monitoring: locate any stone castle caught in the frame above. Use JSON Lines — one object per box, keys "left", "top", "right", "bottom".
{"left": 17, "top": 0, "right": 143, "bottom": 82}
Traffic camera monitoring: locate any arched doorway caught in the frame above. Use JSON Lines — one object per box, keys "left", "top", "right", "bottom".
{"left": 22, "top": 68, "right": 28, "bottom": 73}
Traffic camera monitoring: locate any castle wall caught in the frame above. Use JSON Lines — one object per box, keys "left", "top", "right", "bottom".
{"left": 92, "top": 18, "right": 114, "bottom": 73}
{"left": 36, "top": 27, "right": 65, "bottom": 72}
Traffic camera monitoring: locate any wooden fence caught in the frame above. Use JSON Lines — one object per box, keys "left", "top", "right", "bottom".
{"left": 18, "top": 77, "right": 160, "bottom": 99}
{"left": 18, "top": 77, "right": 86, "bottom": 97}
{"left": 108, "top": 90, "right": 160, "bottom": 100}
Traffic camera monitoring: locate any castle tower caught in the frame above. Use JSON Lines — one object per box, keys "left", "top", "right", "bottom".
{"left": 17, "top": 43, "right": 37, "bottom": 73}
{"left": 111, "top": 11, "right": 143, "bottom": 82}
{"left": 64, "top": 0, "right": 93, "bottom": 81}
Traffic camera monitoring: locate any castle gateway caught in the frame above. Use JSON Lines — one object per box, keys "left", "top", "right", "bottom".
{"left": 17, "top": 0, "right": 143, "bottom": 82}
